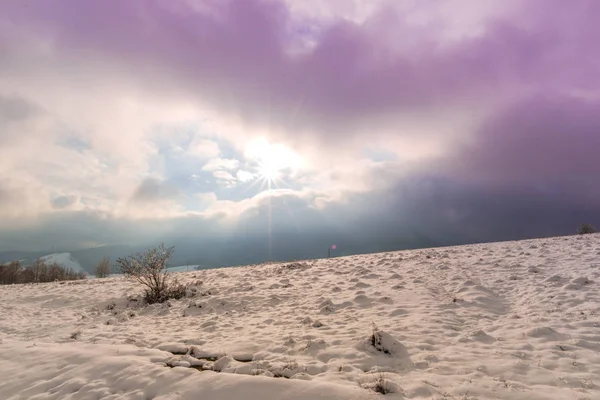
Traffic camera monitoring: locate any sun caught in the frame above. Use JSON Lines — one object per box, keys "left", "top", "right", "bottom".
{"left": 258, "top": 160, "right": 283, "bottom": 183}
{"left": 245, "top": 137, "right": 303, "bottom": 189}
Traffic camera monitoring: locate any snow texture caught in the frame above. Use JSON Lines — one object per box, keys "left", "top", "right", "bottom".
{"left": 1, "top": 234, "right": 600, "bottom": 399}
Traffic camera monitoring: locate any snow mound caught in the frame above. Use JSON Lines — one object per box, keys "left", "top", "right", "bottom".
{"left": 545, "top": 274, "right": 565, "bottom": 282}
{"left": 570, "top": 276, "right": 592, "bottom": 285}
{"left": 156, "top": 342, "right": 189, "bottom": 354}
{"left": 362, "top": 328, "right": 411, "bottom": 364}
{"left": 460, "top": 329, "right": 496, "bottom": 344}
{"left": 525, "top": 326, "right": 568, "bottom": 341}
{"left": 564, "top": 276, "right": 593, "bottom": 289}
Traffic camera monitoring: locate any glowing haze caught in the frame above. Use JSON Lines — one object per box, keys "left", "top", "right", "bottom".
{"left": 0, "top": 0, "right": 599, "bottom": 259}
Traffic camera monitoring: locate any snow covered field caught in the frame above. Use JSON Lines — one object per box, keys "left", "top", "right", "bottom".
{"left": 1, "top": 235, "right": 599, "bottom": 399}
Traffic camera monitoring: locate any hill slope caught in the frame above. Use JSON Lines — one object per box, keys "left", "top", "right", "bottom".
{"left": 1, "top": 234, "right": 599, "bottom": 399}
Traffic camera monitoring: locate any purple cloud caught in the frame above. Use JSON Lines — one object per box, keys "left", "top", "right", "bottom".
{"left": 446, "top": 94, "right": 600, "bottom": 207}
{"left": 3, "top": 0, "right": 599, "bottom": 144}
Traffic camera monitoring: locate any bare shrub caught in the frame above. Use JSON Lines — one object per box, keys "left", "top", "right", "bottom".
{"left": 370, "top": 322, "right": 386, "bottom": 352}
{"left": 116, "top": 244, "right": 182, "bottom": 304}
{"left": 166, "top": 279, "right": 188, "bottom": 300}
{"left": 578, "top": 223, "right": 597, "bottom": 234}
{"left": 95, "top": 256, "right": 111, "bottom": 278}
{"left": 0, "top": 260, "right": 21, "bottom": 284}
{"left": 274, "top": 262, "right": 311, "bottom": 274}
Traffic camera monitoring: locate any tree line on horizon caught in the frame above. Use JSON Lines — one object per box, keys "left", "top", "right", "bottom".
{"left": 0, "top": 259, "right": 86, "bottom": 285}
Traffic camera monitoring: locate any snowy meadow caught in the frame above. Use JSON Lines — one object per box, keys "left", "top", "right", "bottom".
{"left": 1, "top": 235, "right": 599, "bottom": 399}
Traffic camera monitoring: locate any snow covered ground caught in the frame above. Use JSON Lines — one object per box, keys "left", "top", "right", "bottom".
{"left": 1, "top": 234, "right": 599, "bottom": 399}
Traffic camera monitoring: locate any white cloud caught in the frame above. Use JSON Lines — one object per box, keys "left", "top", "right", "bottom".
{"left": 202, "top": 158, "right": 240, "bottom": 172}
{"left": 212, "top": 170, "right": 236, "bottom": 181}
{"left": 195, "top": 191, "right": 218, "bottom": 210}
{"left": 283, "top": 0, "right": 390, "bottom": 24}
{"left": 196, "top": 191, "right": 217, "bottom": 203}
{"left": 203, "top": 188, "right": 308, "bottom": 218}
{"left": 212, "top": 170, "right": 237, "bottom": 188}
{"left": 236, "top": 170, "right": 255, "bottom": 182}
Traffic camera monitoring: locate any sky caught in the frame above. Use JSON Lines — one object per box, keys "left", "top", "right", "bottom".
{"left": 1, "top": 0, "right": 599, "bottom": 258}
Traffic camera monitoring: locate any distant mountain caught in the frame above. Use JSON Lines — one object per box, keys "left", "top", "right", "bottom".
{"left": 0, "top": 228, "right": 446, "bottom": 274}
{"left": 0, "top": 250, "right": 45, "bottom": 267}
{"left": 69, "top": 245, "right": 139, "bottom": 273}
{"left": 40, "top": 253, "right": 85, "bottom": 273}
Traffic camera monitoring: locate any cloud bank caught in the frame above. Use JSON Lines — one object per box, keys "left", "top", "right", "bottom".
{"left": 0, "top": 0, "right": 599, "bottom": 258}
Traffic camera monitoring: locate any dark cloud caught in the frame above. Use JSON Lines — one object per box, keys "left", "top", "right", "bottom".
{"left": 4, "top": 177, "right": 598, "bottom": 271}
{"left": 0, "top": 210, "right": 224, "bottom": 253}
{"left": 0, "top": 94, "right": 42, "bottom": 144}
{"left": 0, "top": 94, "right": 39, "bottom": 123}
{"left": 131, "top": 178, "right": 181, "bottom": 204}
{"left": 446, "top": 94, "right": 600, "bottom": 208}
